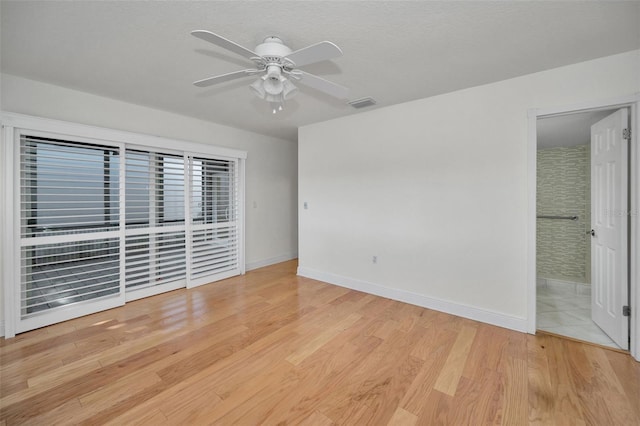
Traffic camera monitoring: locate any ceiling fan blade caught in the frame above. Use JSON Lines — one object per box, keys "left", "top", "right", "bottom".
{"left": 191, "top": 30, "right": 259, "bottom": 61}
{"left": 284, "top": 41, "right": 343, "bottom": 67}
{"left": 296, "top": 71, "right": 349, "bottom": 99}
{"left": 193, "top": 69, "right": 256, "bottom": 87}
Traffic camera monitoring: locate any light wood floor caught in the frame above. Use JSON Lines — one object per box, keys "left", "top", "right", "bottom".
{"left": 1, "top": 260, "right": 639, "bottom": 425}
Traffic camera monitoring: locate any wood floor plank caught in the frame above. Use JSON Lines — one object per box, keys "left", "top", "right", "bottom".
{"left": 317, "top": 327, "right": 426, "bottom": 422}
{"left": 372, "top": 319, "right": 400, "bottom": 340}
{"left": 332, "top": 401, "right": 379, "bottom": 425}
{"left": 360, "top": 353, "right": 424, "bottom": 423}
{"left": 103, "top": 349, "right": 253, "bottom": 425}
{"left": 246, "top": 348, "right": 341, "bottom": 424}
{"left": 409, "top": 326, "right": 457, "bottom": 361}
{"left": 2, "top": 320, "right": 247, "bottom": 423}
{"left": 1, "top": 260, "right": 639, "bottom": 425}
{"left": 285, "top": 313, "right": 362, "bottom": 365}
{"left": 462, "top": 325, "right": 510, "bottom": 380}
{"left": 450, "top": 369, "right": 502, "bottom": 425}
{"left": 605, "top": 349, "right": 640, "bottom": 420}
{"left": 78, "top": 371, "right": 163, "bottom": 411}
{"left": 500, "top": 356, "right": 528, "bottom": 425}
{"left": 215, "top": 366, "right": 302, "bottom": 424}
{"left": 416, "top": 389, "right": 454, "bottom": 424}
{"left": 433, "top": 324, "right": 478, "bottom": 396}
{"left": 0, "top": 342, "right": 74, "bottom": 378}
{"left": 547, "top": 338, "right": 587, "bottom": 423}
{"left": 27, "top": 359, "right": 102, "bottom": 389}
{"left": 400, "top": 349, "right": 449, "bottom": 415}
{"left": 119, "top": 409, "right": 167, "bottom": 426}
{"left": 211, "top": 339, "right": 306, "bottom": 400}
{"left": 387, "top": 407, "right": 418, "bottom": 426}
{"left": 173, "top": 360, "right": 294, "bottom": 424}
{"left": 527, "top": 334, "right": 556, "bottom": 425}
{"left": 19, "top": 397, "right": 84, "bottom": 426}
{"left": 256, "top": 335, "right": 383, "bottom": 424}
{"left": 160, "top": 390, "right": 222, "bottom": 425}
{"left": 0, "top": 320, "right": 119, "bottom": 367}
{"left": 1, "top": 321, "right": 247, "bottom": 411}
{"left": 298, "top": 410, "right": 334, "bottom": 426}
{"left": 575, "top": 344, "right": 639, "bottom": 425}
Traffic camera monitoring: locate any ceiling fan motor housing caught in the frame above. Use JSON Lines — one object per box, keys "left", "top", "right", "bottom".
{"left": 255, "top": 36, "right": 292, "bottom": 66}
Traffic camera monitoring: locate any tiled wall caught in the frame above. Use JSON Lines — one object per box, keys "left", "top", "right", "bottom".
{"left": 537, "top": 144, "right": 591, "bottom": 284}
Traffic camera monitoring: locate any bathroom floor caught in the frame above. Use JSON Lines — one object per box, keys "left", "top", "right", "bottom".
{"left": 537, "top": 284, "right": 621, "bottom": 350}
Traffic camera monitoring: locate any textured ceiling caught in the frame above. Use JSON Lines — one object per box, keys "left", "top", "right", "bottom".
{"left": 1, "top": 1, "right": 639, "bottom": 141}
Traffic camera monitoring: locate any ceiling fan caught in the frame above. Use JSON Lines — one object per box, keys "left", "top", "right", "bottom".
{"left": 191, "top": 30, "right": 349, "bottom": 114}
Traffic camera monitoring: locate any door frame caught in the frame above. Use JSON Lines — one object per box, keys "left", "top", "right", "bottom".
{"left": 527, "top": 94, "right": 640, "bottom": 361}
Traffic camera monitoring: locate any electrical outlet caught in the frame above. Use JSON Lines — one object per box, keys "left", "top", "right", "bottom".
{"left": 372, "top": 256, "right": 377, "bottom": 264}
{"left": 303, "top": 202, "right": 308, "bottom": 210}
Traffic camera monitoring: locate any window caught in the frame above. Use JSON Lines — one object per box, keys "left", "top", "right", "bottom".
{"left": 125, "top": 150, "right": 186, "bottom": 227}
{"left": 22, "top": 136, "right": 119, "bottom": 236}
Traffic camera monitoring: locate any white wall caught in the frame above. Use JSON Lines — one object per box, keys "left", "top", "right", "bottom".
{"left": 0, "top": 74, "right": 298, "bottom": 335}
{"left": 298, "top": 50, "right": 640, "bottom": 331}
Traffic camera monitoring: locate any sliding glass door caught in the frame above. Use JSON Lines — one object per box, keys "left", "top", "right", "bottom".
{"left": 124, "top": 149, "right": 187, "bottom": 300}
{"left": 18, "top": 134, "right": 124, "bottom": 331}
{"left": 8, "top": 122, "right": 245, "bottom": 335}
{"left": 189, "top": 156, "right": 241, "bottom": 287}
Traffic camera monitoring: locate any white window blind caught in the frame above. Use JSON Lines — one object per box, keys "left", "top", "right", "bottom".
{"left": 19, "top": 135, "right": 121, "bottom": 317}
{"left": 189, "top": 156, "right": 240, "bottom": 284}
{"left": 124, "top": 149, "right": 186, "bottom": 292}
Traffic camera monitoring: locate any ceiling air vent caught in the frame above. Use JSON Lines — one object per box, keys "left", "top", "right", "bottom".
{"left": 348, "top": 97, "right": 377, "bottom": 109}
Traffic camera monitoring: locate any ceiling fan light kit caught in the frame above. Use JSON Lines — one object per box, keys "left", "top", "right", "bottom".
{"left": 191, "top": 31, "right": 349, "bottom": 114}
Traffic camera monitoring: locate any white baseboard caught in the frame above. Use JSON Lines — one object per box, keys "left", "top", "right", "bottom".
{"left": 297, "top": 266, "right": 527, "bottom": 333}
{"left": 246, "top": 252, "right": 298, "bottom": 271}
{"left": 538, "top": 277, "right": 591, "bottom": 296}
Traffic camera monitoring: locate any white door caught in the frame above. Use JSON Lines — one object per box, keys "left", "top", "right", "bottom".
{"left": 591, "top": 109, "right": 629, "bottom": 350}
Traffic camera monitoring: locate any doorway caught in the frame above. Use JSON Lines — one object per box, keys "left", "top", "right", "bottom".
{"left": 535, "top": 108, "right": 630, "bottom": 350}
